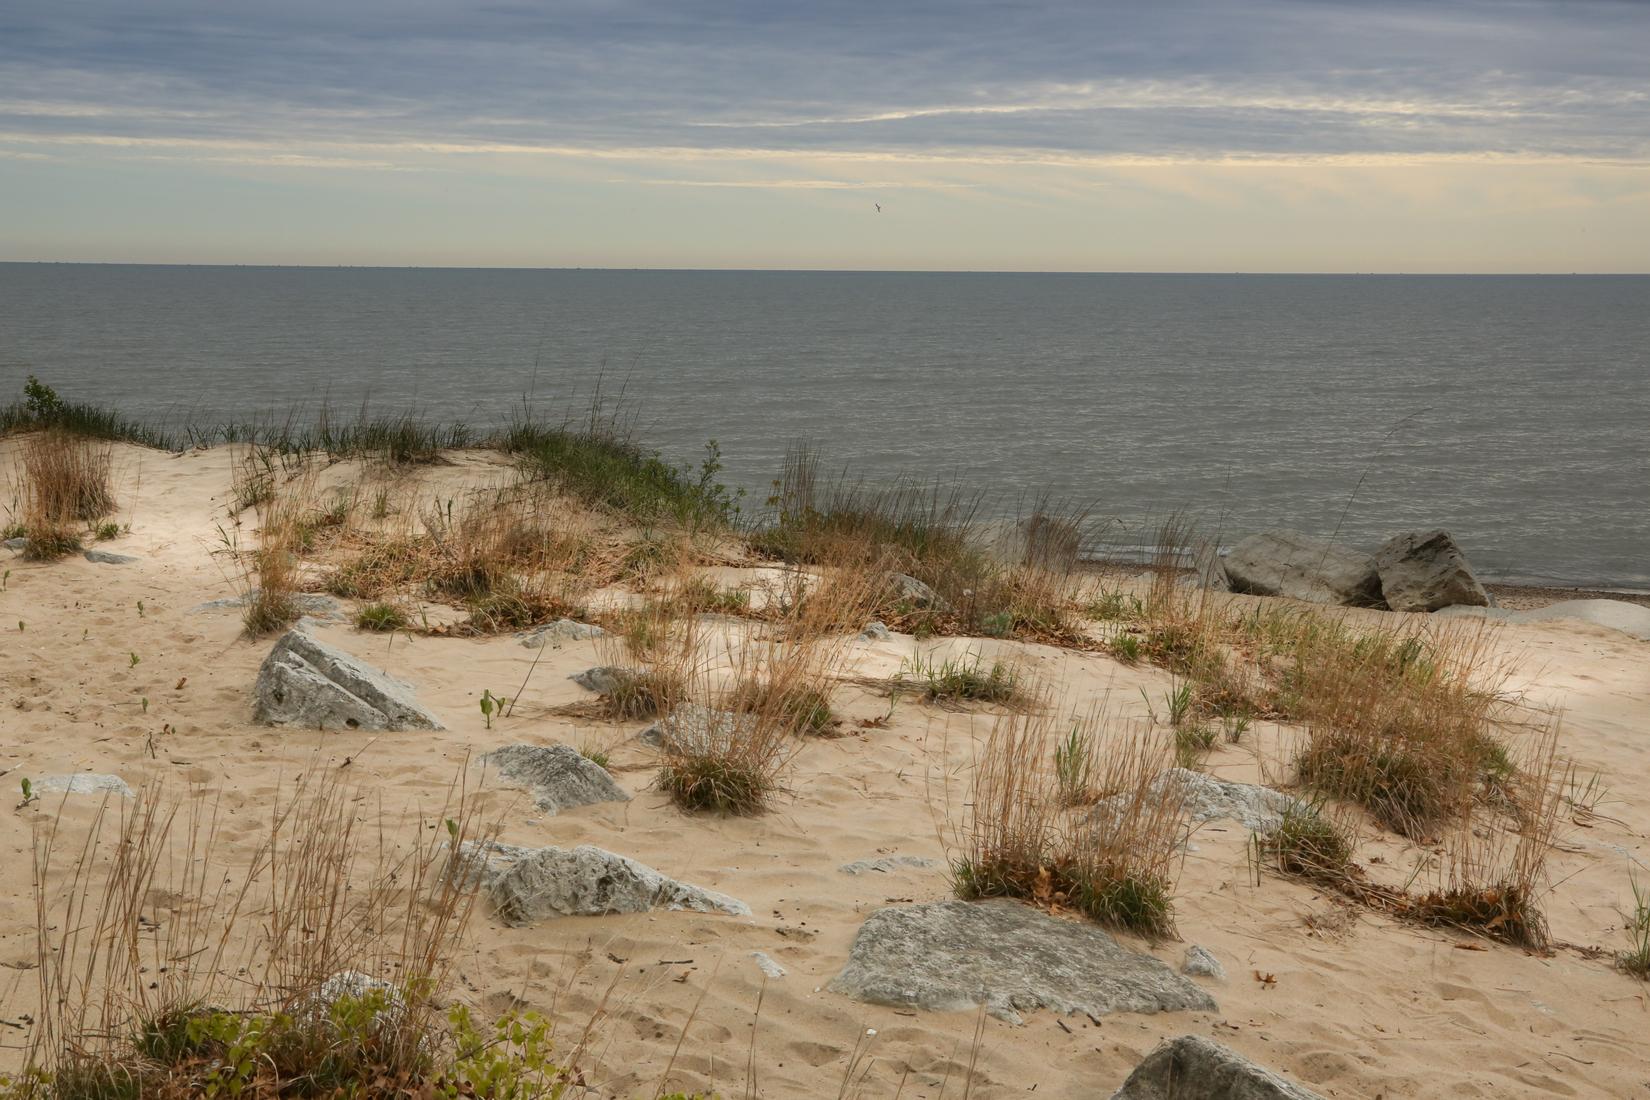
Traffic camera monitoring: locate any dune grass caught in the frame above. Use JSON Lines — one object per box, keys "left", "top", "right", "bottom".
{"left": 5, "top": 429, "right": 116, "bottom": 561}
{"left": 0, "top": 764, "right": 593, "bottom": 1100}
{"left": 950, "top": 707, "right": 1186, "bottom": 938}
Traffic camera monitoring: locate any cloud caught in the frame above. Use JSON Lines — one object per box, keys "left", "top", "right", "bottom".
{"left": 0, "top": 0, "right": 1645, "bottom": 172}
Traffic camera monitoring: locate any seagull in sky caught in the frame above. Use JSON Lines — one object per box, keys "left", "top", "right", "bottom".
{"left": 875, "top": 203, "right": 881, "bottom": 213}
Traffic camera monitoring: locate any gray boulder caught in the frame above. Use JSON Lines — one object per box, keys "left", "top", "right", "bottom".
{"left": 1224, "top": 531, "right": 1384, "bottom": 608}
{"left": 35, "top": 774, "right": 132, "bottom": 798}
{"left": 828, "top": 899, "right": 1216, "bottom": 1025}
{"left": 886, "top": 573, "right": 952, "bottom": 613}
{"left": 253, "top": 628, "right": 444, "bottom": 732}
{"left": 459, "top": 842, "right": 748, "bottom": 926}
{"left": 520, "top": 619, "right": 606, "bottom": 649}
{"left": 859, "top": 620, "right": 893, "bottom": 642}
{"left": 83, "top": 549, "right": 139, "bottom": 565}
{"left": 1110, "top": 1035, "right": 1325, "bottom": 1100}
{"left": 481, "top": 744, "right": 629, "bottom": 815}
{"left": 1374, "top": 529, "right": 1488, "bottom": 612}
{"left": 2, "top": 537, "right": 26, "bottom": 551}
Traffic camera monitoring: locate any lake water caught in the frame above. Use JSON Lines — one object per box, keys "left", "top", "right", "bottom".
{"left": 2, "top": 264, "right": 1646, "bottom": 588}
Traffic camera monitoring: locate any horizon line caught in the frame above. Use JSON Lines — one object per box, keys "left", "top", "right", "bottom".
{"left": 2, "top": 260, "right": 1646, "bottom": 277}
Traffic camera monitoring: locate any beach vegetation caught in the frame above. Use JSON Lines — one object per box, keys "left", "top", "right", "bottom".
{"left": 1619, "top": 878, "right": 1650, "bottom": 979}
{"left": 951, "top": 708, "right": 1185, "bottom": 938}
{"left": 902, "top": 649, "right": 1023, "bottom": 705}
{"left": 354, "top": 601, "right": 407, "bottom": 632}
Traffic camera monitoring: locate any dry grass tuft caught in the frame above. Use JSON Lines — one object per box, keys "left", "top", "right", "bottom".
{"left": 949, "top": 706, "right": 1187, "bottom": 938}
{"left": 10, "top": 764, "right": 502, "bottom": 1099}
{"left": 8, "top": 430, "right": 116, "bottom": 560}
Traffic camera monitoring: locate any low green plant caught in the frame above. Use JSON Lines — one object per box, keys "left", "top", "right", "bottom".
{"left": 1109, "top": 631, "right": 1142, "bottom": 663}
{"left": 903, "top": 649, "right": 1021, "bottom": 705}
{"left": 355, "top": 601, "right": 409, "bottom": 633}
{"left": 1257, "top": 803, "right": 1356, "bottom": 883}
{"left": 1620, "top": 877, "right": 1650, "bottom": 979}
{"left": 1053, "top": 722, "right": 1095, "bottom": 806}
{"left": 479, "top": 689, "right": 506, "bottom": 730}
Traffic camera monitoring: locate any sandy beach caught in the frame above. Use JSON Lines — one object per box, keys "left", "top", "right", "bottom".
{"left": 3, "top": 439, "right": 1648, "bottom": 1099}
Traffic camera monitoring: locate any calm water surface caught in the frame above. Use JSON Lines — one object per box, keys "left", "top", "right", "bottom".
{"left": 2, "top": 265, "right": 1645, "bottom": 587}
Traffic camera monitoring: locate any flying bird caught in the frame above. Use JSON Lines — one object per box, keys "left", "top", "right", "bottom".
{"left": 875, "top": 203, "right": 881, "bottom": 213}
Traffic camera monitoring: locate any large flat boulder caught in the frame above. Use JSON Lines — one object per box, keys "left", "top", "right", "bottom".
{"left": 459, "top": 842, "right": 748, "bottom": 926}
{"left": 1374, "top": 529, "right": 1488, "bottom": 612}
{"left": 253, "top": 628, "right": 444, "bottom": 732}
{"left": 828, "top": 899, "right": 1216, "bottom": 1024}
{"left": 1089, "top": 769, "right": 1303, "bottom": 836}
{"left": 1224, "top": 531, "right": 1384, "bottom": 608}
{"left": 481, "top": 744, "right": 629, "bottom": 815}
{"left": 1110, "top": 1035, "right": 1325, "bottom": 1099}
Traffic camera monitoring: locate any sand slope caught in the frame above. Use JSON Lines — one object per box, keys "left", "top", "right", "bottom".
{"left": 2, "top": 441, "right": 1648, "bottom": 1098}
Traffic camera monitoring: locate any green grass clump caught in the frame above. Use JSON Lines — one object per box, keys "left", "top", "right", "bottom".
{"left": 904, "top": 650, "right": 1021, "bottom": 705}
{"left": 1258, "top": 804, "right": 1356, "bottom": 883}
{"left": 355, "top": 602, "right": 408, "bottom": 632}
{"left": 657, "top": 756, "right": 773, "bottom": 815}
{"left": 598, "top": 668, "right": 681, "bottom": 720}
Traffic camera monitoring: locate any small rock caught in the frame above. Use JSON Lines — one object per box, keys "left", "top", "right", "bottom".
{"left": 4, "top": 537, "right": 30, "bottom": 551}
{"left": 83, "top": 550, "right": 139, "bottom": 565}
{"left": 1224, "top": 531, "right": 1385, "bottom": 608}
{"left": 301, "top": 970, "right": 406, "bottom": 1035}
{"left": 570, "top": 665, "right": 640, "bottom": 695}
{"left": 34, "top": 774, "right": 133, "bottom": 797}
{"left": 520, "top": 619, "right": 606, "bottom": 649}
{"left": 828, "top": 899, "right": 1216, "bottom": 1025}
{"left": 1091, "top": 769, "right": 1304, "bottom": 834}
{"left": 253, "top": 627, "right": 444, "bottom": 732}
{"left": 839, "top": 855, "right": 938, "bottom": 876}
{"left": 751, "top": 952, "right": 786, "bottom": 979}
{"left": 886, "top": 573, "right": 952, "bottom": 613}
{"left": 1374, "top": 529, "right": 1488, "bottom": 612}
{"left": 1181, "top": 945, "right": 1225, "bottom": 980}
{"left": 1110, "top": 1034, "right": 1325, "bottom": 1099}
{"left": 638, "top": 703, "right": 748, "bottom": 753}
{"left": 859, "top": 620, "right": 893, "bottom": 641}
{"left": 481, "top": 744, "right": 629, "bottom": 815}
{"left": 458, "top": 842, "right": 749, "bottom": 926}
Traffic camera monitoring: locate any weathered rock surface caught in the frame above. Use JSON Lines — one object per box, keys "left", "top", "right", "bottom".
{"left": 839, "top": 855, "right": 938, "bottom": 876}
{"left": 886, "top": 573, "right": 953, "bottom": 613}
{"left": 35, "top": 774, "right": 133, "bottom": 797}
{"left": 459, "top": 842, "right": 749, "bottom": 926}
{"left": 570, "top": 665, "right": 639, "bottom": 695}
{"left": 828, "top": 899, "right": 1217, "bottom": 1025}
{"left": 1436, "top": 598, "right": 1650, "bottom": 641}
{"left": 1224, "top": 531, "right": 1385, "bottom": 608}
{"left": 2, "top": 537, "right": 26, "bottom": 551}
{"left": 751, "top": 951, "right": 787, "bottom": 979}
{"left": 193, "top": 592, "right": 344, "bottom": 620}
{"left": 1194, "top": 543, "right": 1231, "bottom": 592}
{"left": 253, "top": 628, "right": 444, "bottom": 731}
{"left": 639, "top": 703, "right": 747, "bottom": 752}
{"left": 519, "top": 619, "right": 606, "bottom": 649}
{"left": 1181, "top": 945, "right": 1226, "bottom": 980}
{"left": 859, "top": 620, "right": 893, "bottom": 641}
{"left": 1110, "top": 1035, "right": 1325, "bottom": 1100}
{"left": 481, "top": 744, "right": 629, "bottom": 815}
{"left": 1374, "top": 529, "right": 1488, "bottom": 612}
{"left": 973, "top": 516, "right": 1082, "bottom": 572}
{"left": 1092, "top": 769, "right": 1303, "bottom": 834}
{"left": 83, "top": 549, "right": 139, "bottom": 565}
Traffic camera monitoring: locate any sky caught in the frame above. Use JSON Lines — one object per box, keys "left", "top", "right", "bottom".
{"left": 2, "top": 0, "right": 1647, "bottom": 271}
